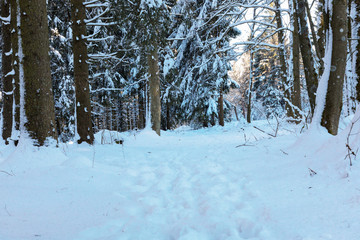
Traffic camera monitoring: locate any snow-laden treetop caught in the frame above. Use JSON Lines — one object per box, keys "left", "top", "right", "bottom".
{"left": 140, "top": 0, "right": 163, "bottom": 8}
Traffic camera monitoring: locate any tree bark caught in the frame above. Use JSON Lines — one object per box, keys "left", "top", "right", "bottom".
{"left": 291, "top": 0, "right": 302, "bottom": 116}
{"left": 274, "top": 0, "right": 292, "bottom": 117}
{"left": 317, "top": 0, "right": 330, "bottom": 76}
{"left": 295, "top": 0, "right": 318, "bottom": 114}
{"left": 247, "top": 51, "right": 253, "bottom": 124}
{"left": 321, "top": 0, "right": 347, "bottom": 135}
{"left": 10, "top": 0, "right": 20, "bottom": 141}
{"left": 19, "top": 0, "right": 58, "bottom": 145}
{"left": 305, "top": 0, "right": 322, "bottom": 61}
{"left": 355, "top": 0, "right": 360, "bottom": 101}
{"left": 218, "top": 90, "right": 224, "bottom": 126}
{"left": 166, "top": 99, "right": 171, "bottom": 130}
{"left": 147, "top": 43, "right": 161, "bottom": 136}
{"left": 71, "top": 0, "right": 94, "bottom": 144}
{"left": 1, "top": 0, "right": 13, "bottom": 144}
{"left": 137, "top": 90, "right": 146, "bottom": 129}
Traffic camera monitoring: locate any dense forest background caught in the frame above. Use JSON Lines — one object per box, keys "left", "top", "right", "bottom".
{"left": 0, "top": 0, "right": 359, "bottom": 146}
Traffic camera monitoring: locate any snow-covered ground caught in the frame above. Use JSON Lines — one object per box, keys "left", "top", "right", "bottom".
{"left": 0, "top": 120, "right": 359, "bottom": 240}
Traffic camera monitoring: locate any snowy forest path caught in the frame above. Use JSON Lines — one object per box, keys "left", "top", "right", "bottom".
{"left": 2, "top": 121, "right": 357, "bottom": 240}
{"left": 87, "top": 126, "right": 274, "bottom": 239}
{"left": 0, "top": 123, "right": 275, "bottom": 240}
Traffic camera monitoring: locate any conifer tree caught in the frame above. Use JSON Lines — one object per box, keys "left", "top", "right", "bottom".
{"left": 48, "top": 0, "right": 75, "bottom": 142}
{"left": 112, "top": 0, "right": 168, "bottom": 135}
{"left": 169, "top": 0, "right": 239, "bottom": 127}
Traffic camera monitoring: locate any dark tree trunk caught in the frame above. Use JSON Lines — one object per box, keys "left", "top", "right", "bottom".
{"left": 10, "top": 0, "right": 20, "bottom": 141}
{"left": 321, "top": 0, "right": 347, "bottom": 135}
{"left": 1, "top": 0, "right": 13, "bottom": 144}
{"left": 355, "top": 0, "right": 360, "bottom": 101}
{"left": 295, "top": 0, "right": 318, "bottom": 114}
{"left": 305, "top": 1, "right": 321, "bottom": 61}
{"left": 19, "top": 0, "right": 58, "bottom": 145}
{"left": 291, "top": 0, "right": 302, "bottom": 117}
{"left": 147, "top": 43, "right": 161, "bottom": 136}
{"left": 137, "top": 91, "right": 146, "bottom": 129}
{"left": 71, "top": 0, "right": 94, "bottom": 144}
{"left": 234, "top": 106, "right": 239, "bottom": 121}
{"left": 317, "top": 0, "right": 328, "bottom": 60}
{"left": 218, "top": 90, "right": 224, "bottom": 126}
{"left": 210, "top": 113, "right": 215, "bottom": 126}
{"left": 166, "top": 99, "right": 171, "bottom": 130}
{"left": 118, "top": 98, "right": 125, "bottom": 131}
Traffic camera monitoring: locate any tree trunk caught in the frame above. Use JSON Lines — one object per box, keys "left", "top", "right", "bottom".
{"left": 291, "top": 0, "right": 302, "bottom": 116}
{"left": 317, "top": 0, "right": 328, "bottom": 63}
{"left": 321, "top": 0, "right": 347, "bottom": 135}
{"left": 317, "top": 0, "right": 331, "bottom": 77}
{"left": 19, "top": 0, "right": 57, "bottom": 145}
{"left": 1, "top": 0, "right": 13, "bottom": 144}
{"left": 118, "top": 98, "right": 124, "bottom": 131}
{"left": 137, "top": 90, "right": 146, "bottom": 129}
{"left": 10, "top": 0, "right": 20, "bottom": 142}
{"left": 247, "top": 51, "right": 253, "bottom": 123}
{"left": 71, "top": 0, "right": 94, "bottom": 144}
{"left": 234, "top": 106, "right": 239, "bottom": 121}
{"left": 295, "top": 0, "right": 318, "bottom": 114}
{"left": 166, "top": 99, "right": 171, "bottom": 130}
{"left": 218, "top": 90, "right": 224, "bottom": 126}
{"left": 305, "top": 1, "right": 322, "bottom": 61}
{"left": 274, "top": 0, "right": 292, "bottom": 117}
{"left": 355, "top": 0, "right": 360, "bottom": 101}
{"left": 147, "top": 43, "right": 161, "bottom": 136}
{"left": 247, "top": 10, "right": 257, "bottom": 124}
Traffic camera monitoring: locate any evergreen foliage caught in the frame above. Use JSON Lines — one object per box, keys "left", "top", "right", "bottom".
{"left": 168, "top": 0, "right": 240, "bottom": 127}
{"left": 0, "top": 0, "right": 356, "bottom": 145}
{"left": 48, "top": 0, "right": 75, "bottom": 142}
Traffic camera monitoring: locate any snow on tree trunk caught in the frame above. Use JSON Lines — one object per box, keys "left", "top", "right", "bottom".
{"left": 311, "top": 28, "right": 332, "bottom": 129}
{"left": 320, "top": 0, "right": 347, "bottom": 135}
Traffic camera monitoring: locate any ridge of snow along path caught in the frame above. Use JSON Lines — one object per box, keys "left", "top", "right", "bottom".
{"left": 0, "top": 120, "right": 360, "bottom": 240}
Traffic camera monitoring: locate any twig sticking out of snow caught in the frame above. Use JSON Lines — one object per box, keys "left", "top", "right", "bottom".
{"left": 280, "top": 149, "right": 288, "bottom": 155}
{"left": 4, "top": 204, "right": 11, "bottom": 216}
{"left": 0, "top": 170, "right": 14, "bottom": 176}
{"left": 344, "top": 117, "right": 360, "bottom": 167}
{"left": 253, "top": 126, "right": 276, "bottom": 138}
{"left": 308, "top": 168, "right": 317, "bottom": 177}
{"left": 236, "top": 143, "right": 255, "bottom": 148}
{"left": 253, "top": 114, "right": 280, "bottom": 138}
